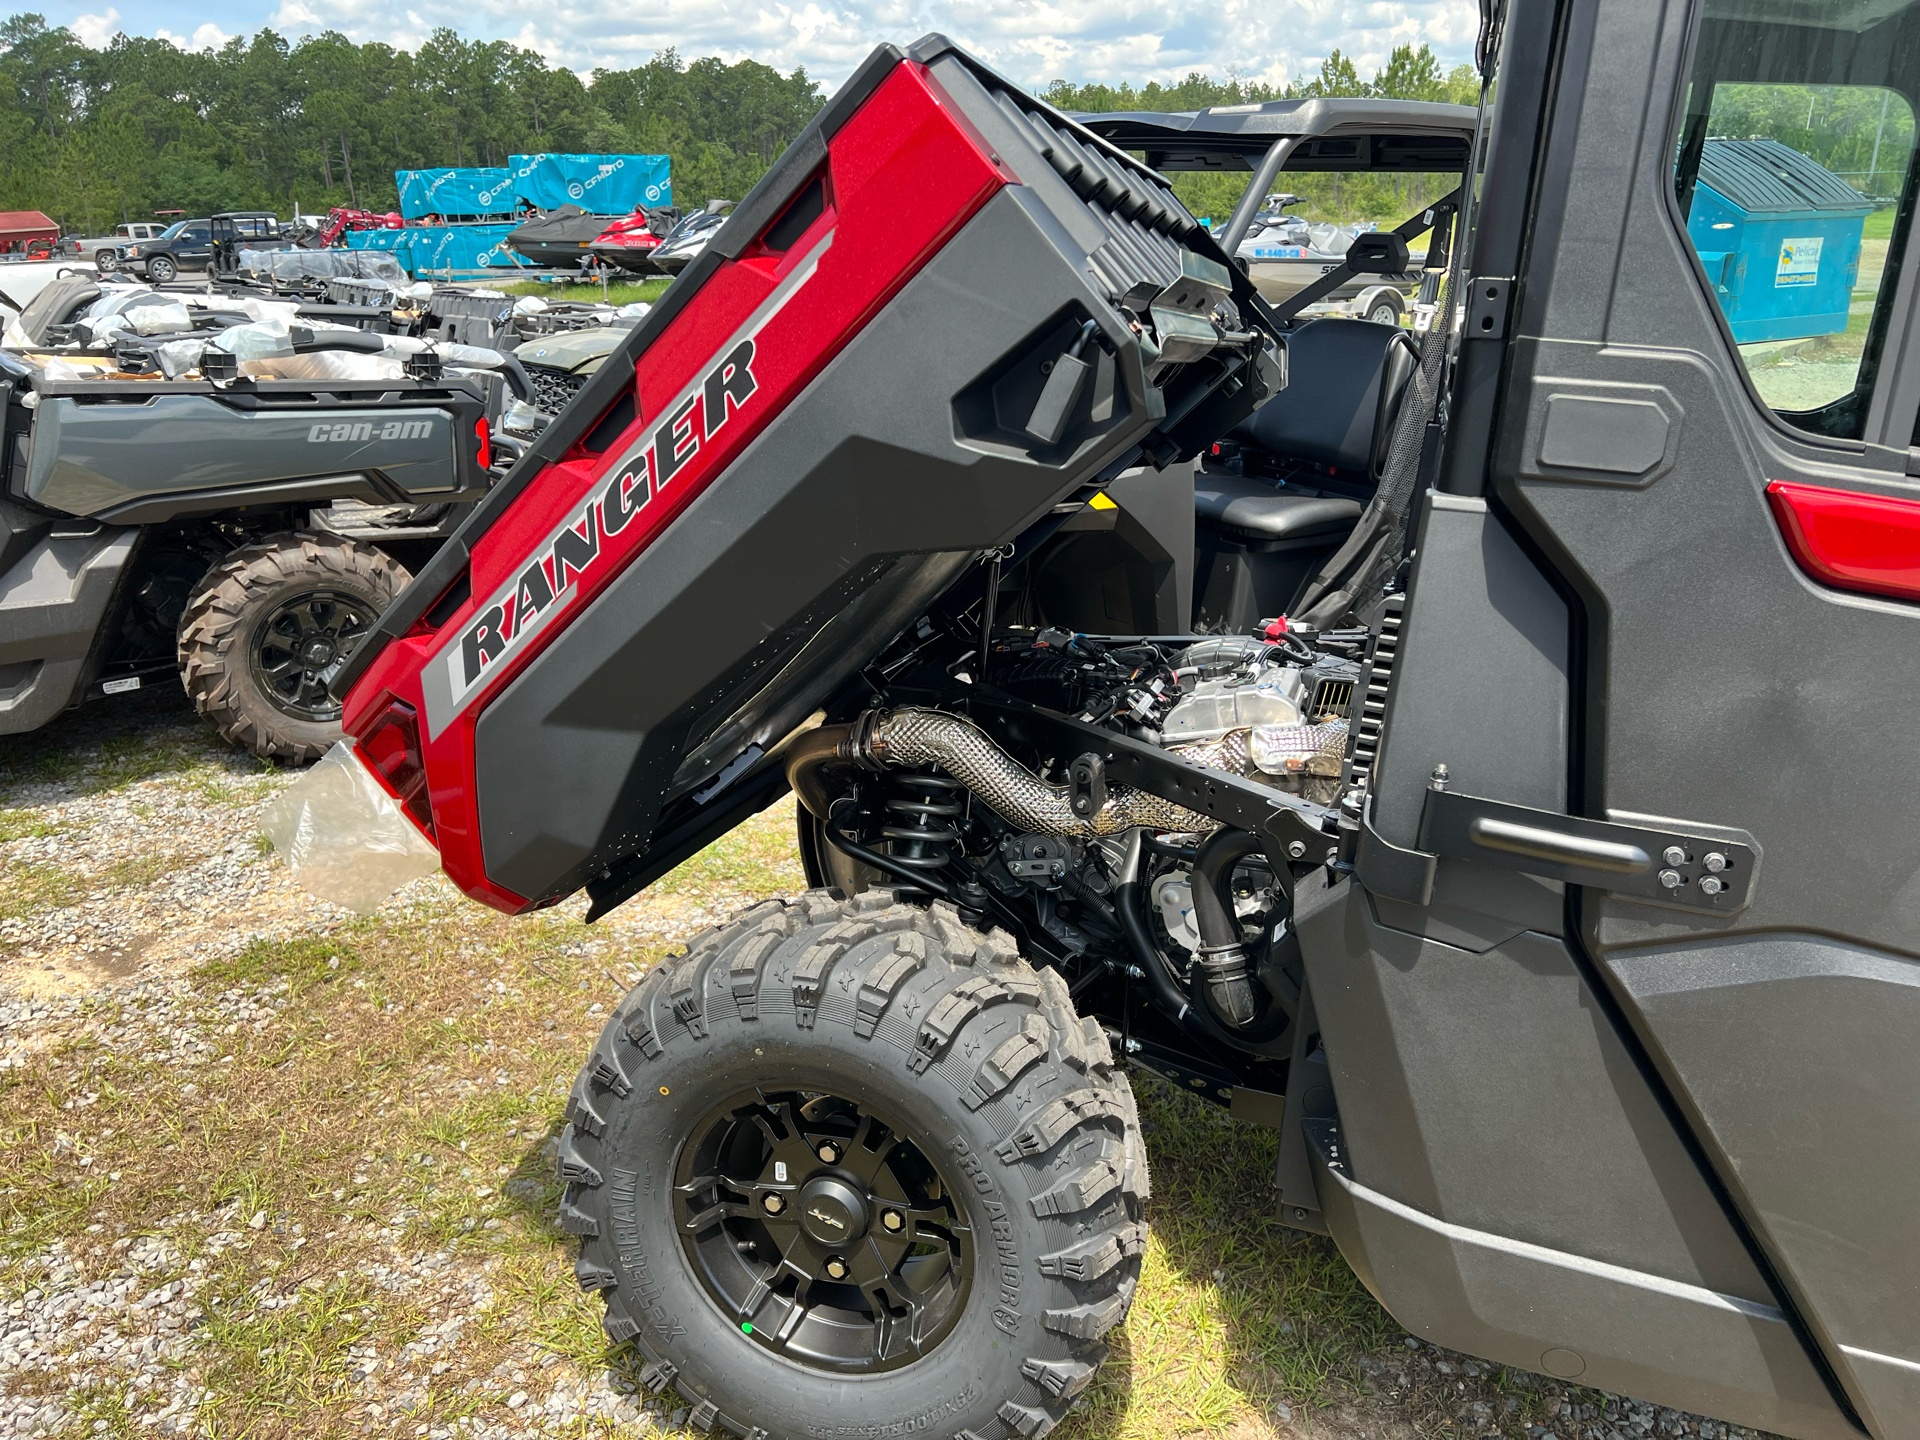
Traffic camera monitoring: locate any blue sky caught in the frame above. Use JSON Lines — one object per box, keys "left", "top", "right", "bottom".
{"left": 38, "top": 0, "right": 1478, "bottom": 91}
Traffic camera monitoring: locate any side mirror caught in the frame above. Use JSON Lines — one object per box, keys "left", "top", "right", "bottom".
{"left": 1347, "top": 232, "right": 1411, "bottom": 274}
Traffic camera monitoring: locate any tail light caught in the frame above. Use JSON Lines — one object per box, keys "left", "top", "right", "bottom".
{"left": 475, "top": 415, "right": 492, "bottom": 470}
{"left": 1767, "top": 478, "right": 1920, "bottom": 603}
{"left": 356, "top": 697, "right": 435, "bottom": 838}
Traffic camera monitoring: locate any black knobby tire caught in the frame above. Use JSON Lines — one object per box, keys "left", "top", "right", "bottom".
{"left": 562, "top": 890, "right": 1149, "bottom": 1440}
{"left": 146, "top": 254, "right": 177, "bottom": 283}
{"left": 177, "top": 531, "right": 409, "bottom": 763}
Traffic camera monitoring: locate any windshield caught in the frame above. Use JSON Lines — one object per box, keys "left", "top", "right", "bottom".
{"left": 154, "top": 221, "right": 187, "bottom": 241}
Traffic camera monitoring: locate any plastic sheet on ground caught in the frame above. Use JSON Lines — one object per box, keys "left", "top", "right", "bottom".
{"left": 261, "top": 741, "right": 440, "bottom": 913}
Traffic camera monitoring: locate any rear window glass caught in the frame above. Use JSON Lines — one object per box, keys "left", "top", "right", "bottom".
{"left": 1672, "top": 0, "right": 1920, "bottom": 439}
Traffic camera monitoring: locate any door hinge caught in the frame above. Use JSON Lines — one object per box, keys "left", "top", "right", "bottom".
{"left": 1463, "top": 276, "right": 1514, "bottom": 340}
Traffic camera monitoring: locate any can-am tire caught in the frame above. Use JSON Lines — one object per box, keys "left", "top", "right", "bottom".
{"left": 562, "top": 890, "right": 1147, "bottom": 1440}
{"left": 177, "top": 532, "right": 408, "bottom": 763}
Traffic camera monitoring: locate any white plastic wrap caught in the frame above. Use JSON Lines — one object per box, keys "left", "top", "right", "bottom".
{"left": 237, "top": 297, "right": 303, "bottom": 327}
{"left": 123, "top": 301, "right": 193, "bottom": 335}
{"left": 260, "top": 741, "right": 440, "bottom": 913}
{"left": 212, "top": 320, "right": 294, "bottom": 361}
{"left": 512, "top": 295, "right": 549, "bottom": 316}
{"left": 246, "top": 349, "right": 407, "bottom": 381}
{"left": 617, "top": 301, "right": 652, "bottom": 319}
{"left": 154, "top": 338, "right": 207, "bottom": 379}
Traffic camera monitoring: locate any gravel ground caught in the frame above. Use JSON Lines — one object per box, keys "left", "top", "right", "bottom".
{"left": 0, "top": 693, "right": 1786, "bottom": 1440}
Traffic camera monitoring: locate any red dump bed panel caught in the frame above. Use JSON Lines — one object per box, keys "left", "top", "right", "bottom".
{"left": 345, "top": 62, "right": 1007, "bottom": 909}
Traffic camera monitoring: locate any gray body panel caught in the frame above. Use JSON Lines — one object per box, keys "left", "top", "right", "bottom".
{"left": 1489, "top": 0, "right": 1920, "bottom": 1428}
{"left": 1294, "top": 873, "right": 1769, "bottom": 1302}
{"left": 0, "top": 523, "right": 135, "bottom": 732}
{"left": 25, "top": 393, "right": 462, "bottom": 517}
{"left": 1305, "top": 0, "right": 1920, "bottom": 1430}
{"left": 473, "top": 186, "right": 1207, "bottom": 902}
{"left": 1305, "top": 1108, "right": 1855, "bottom": 1440}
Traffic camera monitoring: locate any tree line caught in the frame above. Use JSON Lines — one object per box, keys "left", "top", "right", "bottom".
{"left": 1047, "top": 47, "right": 1482, "bottom": 224}
{"left": 0, "top": 14, "right": 1478, "bottom": 235}
{"left": 0, "top": 14, "right": 821, "bottom": 231}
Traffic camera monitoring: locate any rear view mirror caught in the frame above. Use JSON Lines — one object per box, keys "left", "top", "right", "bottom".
{"left": 1348, "top": 232, "right": 1411, "bottom": 274}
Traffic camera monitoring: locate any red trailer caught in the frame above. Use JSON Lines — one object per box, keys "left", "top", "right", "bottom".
{"left": 0, "top": 210, "right": 60, "bottom": 254}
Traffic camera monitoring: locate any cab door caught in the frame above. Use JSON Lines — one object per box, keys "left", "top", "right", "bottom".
{"left": 175, "top": 221, "right": 212, "bottom": 268}
{"left": 1452, "top": 0, "right": 1920, "bottom": 1430}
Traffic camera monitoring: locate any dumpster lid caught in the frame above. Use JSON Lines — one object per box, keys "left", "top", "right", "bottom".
{"left": 1699, "top": 137, "right": 1873, "bottom": 214}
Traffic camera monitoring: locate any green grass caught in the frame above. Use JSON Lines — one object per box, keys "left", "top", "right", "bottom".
{"left": 500, "top": 276, "right": 670, "bottom": 307}
{"left": 0, "top": 807, "right": 65, "bottom": 842}
{"left": 0, "top": 859, "right": 84, "bottom": 920}
{"left": 196, "top": 934, "right": 363, "bottom": 994}
{"left": 1863, "top": 206, "right": 1898, "bottom": 240}
{"left": 0, "top": 797, "right": 1596, "bottom": 1439}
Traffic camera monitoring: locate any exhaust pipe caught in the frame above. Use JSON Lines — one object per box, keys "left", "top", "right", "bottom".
{"left": 784, "top": 708, "right": 1220, "bottom": 837}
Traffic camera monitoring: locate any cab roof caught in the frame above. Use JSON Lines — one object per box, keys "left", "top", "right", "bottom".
{"left": 1075, "top": 98, "right": 1478, "bottom": 173}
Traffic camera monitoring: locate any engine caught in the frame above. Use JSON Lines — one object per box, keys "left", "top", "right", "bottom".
{"left": 787, "top": 624, "right": 1364, "bottom": 1049}
{"left": 1157, "top": 635, "right": 1357, "bottom": 807}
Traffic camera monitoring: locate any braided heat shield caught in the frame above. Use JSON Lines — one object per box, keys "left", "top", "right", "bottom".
{"left": 864, "top": 707, "right": 1219, "bottom": 838}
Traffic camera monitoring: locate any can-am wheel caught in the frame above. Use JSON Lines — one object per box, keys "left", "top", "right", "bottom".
{"left": 561, "top": 891, "right": 1147, "bottom": 1440}
{"left": 177, "top": 531, "right": 408, "bottom": 763}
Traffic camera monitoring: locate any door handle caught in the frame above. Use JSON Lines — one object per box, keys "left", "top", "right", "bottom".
{"left": 1465, "top": 816, "right": 1652, "bottom": 874}
{"left": 1416, "top": 787, "right": 1756, "bottom": 913}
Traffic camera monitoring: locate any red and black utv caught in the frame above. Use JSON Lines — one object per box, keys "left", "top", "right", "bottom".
{"left": 317, "top": 9, "right": 1920, "bottom": 1439}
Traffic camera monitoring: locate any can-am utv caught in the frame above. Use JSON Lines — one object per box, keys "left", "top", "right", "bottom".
{"left": 321, "top": 9, "right": 1920, "bottom": 1439}
{"left": 0, "top": 278, "right": 519, "bottom": 759}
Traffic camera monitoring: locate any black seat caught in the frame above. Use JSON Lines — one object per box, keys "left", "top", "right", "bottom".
{"left": 1229, "top": 316, "right": 1420, "bottom": 481}
{"left": 1192, "top": 319, "right": 1419, "bottom": 629}
{"left": 1193, "top": 480, "right": 1362, "bottom": 544}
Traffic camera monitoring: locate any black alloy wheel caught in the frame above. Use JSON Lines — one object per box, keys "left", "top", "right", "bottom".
{"left": 674, "top": 1088, "right": 971, "bottom": 1371}
{"left": 178, "top": 531, "right": 409, "bottom": 762}
{"left": 560, "top": 891, "right": 1149, "bottom": 1440}
{"left": 248, "top": 589, "right": 375, "bottom": 724}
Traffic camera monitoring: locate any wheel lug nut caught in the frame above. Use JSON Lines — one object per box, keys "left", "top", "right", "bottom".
{"left": 816, "top": 1142, "right": 840, "bottom": 1164}
{"left": 824, "top": 1257, "right": 848, "bottom": 1280}
{"left": 881, "top": 1209, "right": 905, "bottom": 1233}
{"left": 762, "top": 1193, "right": 785, "bottom": 1215}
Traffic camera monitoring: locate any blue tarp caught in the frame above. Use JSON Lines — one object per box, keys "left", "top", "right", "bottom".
{"left": 395, "top": 167, "right": 514, "bottom": 220}
{"left": 506, "top": 153, "right": 671, "bottom": 214}
{"left": 344, "top": 222, "right": 534, "bottom": 276}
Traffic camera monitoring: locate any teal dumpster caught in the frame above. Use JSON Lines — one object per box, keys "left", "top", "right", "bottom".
{"left": 1686, "top": 137, "right": 1872, "bottom": 344}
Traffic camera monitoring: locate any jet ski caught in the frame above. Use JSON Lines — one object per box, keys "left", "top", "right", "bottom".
{"left": 1235, "top": 194, "right": 1421, "bottom": 318}
{"left": 649, "top": 200, "right": 734, "bottom": 275}
{"left": 585, "top": 206, "right": 681, "bottom": 274}
{"left": 505, "top": 205, "right": 618, "bottom": 268}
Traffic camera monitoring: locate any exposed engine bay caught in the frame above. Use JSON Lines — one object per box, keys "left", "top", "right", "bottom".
{"left": 786, "top": 615, "right": 1371, "bottom": 1077}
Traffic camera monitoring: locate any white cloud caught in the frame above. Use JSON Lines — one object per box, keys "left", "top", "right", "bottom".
{"left": 70, "top": 7, "right": 121, "bottom": 48}
{"left": 249, "top": 0, "right": 1476, "bottom": 89}
{"left": 155, "top": 21, "right": 236, "bottom": 49}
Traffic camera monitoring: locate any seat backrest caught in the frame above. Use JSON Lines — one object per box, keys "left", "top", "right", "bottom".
{"left": 1229, "top": 317, "right": 1419, "bottom": 482}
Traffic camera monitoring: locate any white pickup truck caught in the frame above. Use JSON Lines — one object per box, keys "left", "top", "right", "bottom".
{"left": 68, "top": 222, "right": 164, "bottom": 264}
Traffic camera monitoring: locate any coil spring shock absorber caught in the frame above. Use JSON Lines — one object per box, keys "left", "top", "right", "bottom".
{"left": 880, "top": 772, "right": 964, "bottom": 872}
